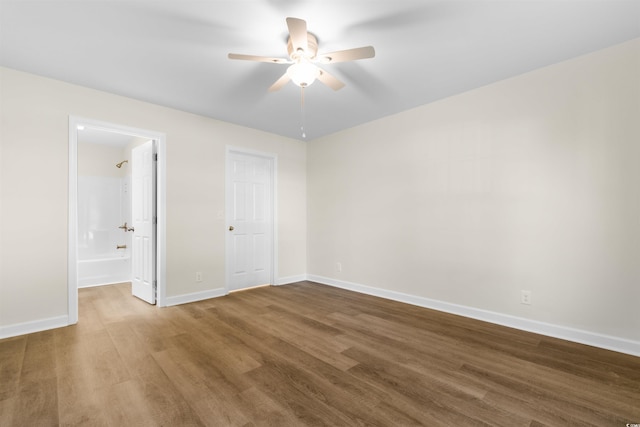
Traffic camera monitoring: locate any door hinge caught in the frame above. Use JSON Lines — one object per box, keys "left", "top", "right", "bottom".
{"left": 154, "top": 153, "right": 158, "bottom": 161}
{"left": 153, "top": 216, "right": 157, "bottom": 225}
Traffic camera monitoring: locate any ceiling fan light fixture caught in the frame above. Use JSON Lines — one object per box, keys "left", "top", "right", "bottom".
{"left": 287, "top": 60, "right": 320, "bottom": 88}
{"left": 228, "top": 17, "right": 375, "bottom": 92}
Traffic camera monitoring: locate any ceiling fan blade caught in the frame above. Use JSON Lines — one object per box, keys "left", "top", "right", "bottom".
{"left": 316, "top": 46, "right": 375, "bottom": 64}
{"left": 316, "top": 68, "right": 345, "bottom": 91}
{"left": 268, "top": 72, "right": 291, "bottom": 92}
{"left": 286, "top": 17, "right": 308, "bottom": 53}
{"left": 228, "top": 53, "right": 289, "bottom": 64}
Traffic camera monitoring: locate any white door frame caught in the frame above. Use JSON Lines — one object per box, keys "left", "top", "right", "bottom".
{"left": 225, "top": 146, "right": 278, "bottom": 293}
{"left": 68, "top": 116, "right": 167, "bottom": 324}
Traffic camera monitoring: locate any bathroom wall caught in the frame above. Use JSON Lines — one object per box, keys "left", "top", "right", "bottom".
{"left": 77, "top": 142, "right": 127, "bottom": 178}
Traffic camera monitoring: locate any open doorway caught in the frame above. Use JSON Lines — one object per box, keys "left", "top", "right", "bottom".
{"left": 68, "top": 117, "right": 166, "bottom": 324}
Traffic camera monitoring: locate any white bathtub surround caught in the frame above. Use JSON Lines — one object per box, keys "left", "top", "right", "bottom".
{"left": 77, "top": 175, "right": 132, "bottom": 287}
{"left": 77, "top": 256, "right": 131, "bottom": 288}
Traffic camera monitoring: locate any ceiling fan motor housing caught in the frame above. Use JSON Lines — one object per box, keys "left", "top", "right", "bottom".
{"left": 288, "top": 33, "right": 319, "bottom": 60}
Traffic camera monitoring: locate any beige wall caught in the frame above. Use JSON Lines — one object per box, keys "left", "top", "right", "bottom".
{"left": 307, "top": 39, "right": 640, "bottom": 342}
{"left": 0, "top": 67, "right": 307, "bottom": 328}
{"left": 1, "top": 39, "right": 638, "bottom": 350}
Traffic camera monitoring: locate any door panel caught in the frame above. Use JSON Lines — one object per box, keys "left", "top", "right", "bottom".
{"left": 226, "top": 151, "right": 273, "bottom": 291}
{"left": 131, "top": 140, "right": 156, "bottom": 304}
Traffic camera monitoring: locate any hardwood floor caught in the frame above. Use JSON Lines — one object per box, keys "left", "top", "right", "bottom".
{"left": 1, "top": 281, "right": 639, "bottom": 426}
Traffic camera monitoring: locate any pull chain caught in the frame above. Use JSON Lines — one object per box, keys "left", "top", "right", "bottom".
{"left": 300, "top": 87, "right": 306, "bottom": 139}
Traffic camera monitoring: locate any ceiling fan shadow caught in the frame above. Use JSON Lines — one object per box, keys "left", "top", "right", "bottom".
{"left": 345, "top": 3, "right": 454, "bottom": 33}
{"left": 265, "top": 0, "right": 309, "bottom": 15}
{"left": 135, "top": 4, "right": 238, "bottom": 47}
{"left": 222, "top": 66, "right": 285, "bottom": 107}
{"left": 335, "top": 63, "right": 394, "bottom": 102}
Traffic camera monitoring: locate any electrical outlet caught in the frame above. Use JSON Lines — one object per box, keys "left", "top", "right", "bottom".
{"left": 336, "top": 262, "right": 342, "bottom": 273}
{"left": 521, "top": 290, "right": 532, "bottom": 305}
{"left": 196, "top": 272, "right": 203, "bottom": 282}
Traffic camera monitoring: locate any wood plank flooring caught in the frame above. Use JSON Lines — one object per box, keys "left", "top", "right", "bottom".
{"left": 1, "top": 281, "right": 639, "bottom": 426}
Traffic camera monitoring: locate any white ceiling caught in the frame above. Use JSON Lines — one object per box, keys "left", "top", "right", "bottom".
{"left": 1, "top": 1, "right": 639, "bottom": 141}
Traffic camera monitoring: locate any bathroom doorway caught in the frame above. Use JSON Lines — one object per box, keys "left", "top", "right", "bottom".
{"left": 68, "top": 117, "right": 166, "bottom": 324}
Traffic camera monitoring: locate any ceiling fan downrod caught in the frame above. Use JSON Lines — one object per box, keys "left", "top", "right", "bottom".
{"left": 300, "top": 87, "right": 306, "bottom": 139}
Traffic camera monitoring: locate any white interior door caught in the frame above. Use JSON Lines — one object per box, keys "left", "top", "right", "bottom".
{"left": 131, "top": 140, "right": 156, "bottom": 304}
{"left": 226, "top": 151, "right": 274, "bottom": 291}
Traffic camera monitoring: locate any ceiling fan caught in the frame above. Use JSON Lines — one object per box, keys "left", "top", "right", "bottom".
{"left": 228, "top": 17, "right": 375, "bottom": 92}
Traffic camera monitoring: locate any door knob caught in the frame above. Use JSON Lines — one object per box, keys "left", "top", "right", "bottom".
{"left": 229, "top": 225, "right": 234, "bottom": 231}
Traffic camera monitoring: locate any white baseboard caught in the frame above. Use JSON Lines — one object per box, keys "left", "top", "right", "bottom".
{"left": 4, "top": 277, "right": 638, "bottom": 357}
{"left": 145, "top": 276, "right": 309, "bottom": 307}
{"left": 0, "top": 315, "right": 70, "bottom": 340}
{"left": 276, "top": 275, "right": 308, "bottom": 286}
{"left": 307, "top": 274, "right": 640, "bottom": 358}
{"left": 164, "top": 288, "right": 227, "bottom": 307}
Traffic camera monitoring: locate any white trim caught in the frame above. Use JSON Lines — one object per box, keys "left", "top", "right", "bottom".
{"left": 276, "top": 275, "right": 308, "bottom": 285}
{"left": 0, "top": 315, "right": 69, "bottom": 340}
{"left": 164, "top": 288, "right": 227, "bottom": 307}
{"left": 78, "top": 281, "right": 130, "bottom": 289}
{"left": 68, "top": 116, "right": 167, "bottom": 320}
{"left": 272, "top": 155, "right": 279, "bottom": 289}
{"left": 225, "top": 146, "right": 278, "bottom": 292}
{"left": 156, "top": 136, "right": 167, "bottom": 307}
{"left": 68, "top": 118, "right": 79, "bottom": 324}
{"left": 308, "top": 275, "right": 640, "bottom": 357}
{"left": 9, "top": 257, "right": 639, "bottom": 357}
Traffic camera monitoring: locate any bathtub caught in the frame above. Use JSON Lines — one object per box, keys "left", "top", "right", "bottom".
{"left": 78, "top": 252, "right": 132, "bottom": 288}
